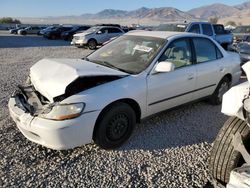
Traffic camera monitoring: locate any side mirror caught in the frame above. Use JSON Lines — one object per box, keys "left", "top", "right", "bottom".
{"left": 97, "top": 31, "right": 102, "bottom": 34}
{"left": 154, "top": 61, "right": 175, "bottom": 73}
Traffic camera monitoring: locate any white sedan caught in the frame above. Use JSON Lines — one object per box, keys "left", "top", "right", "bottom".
{"left": 8, "top": 31, "right": 242, "bottom": 150}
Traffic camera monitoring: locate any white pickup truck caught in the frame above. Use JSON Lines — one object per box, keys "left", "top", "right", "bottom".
{"left": 156, "top": 22, "right": 233, "bottom": 50}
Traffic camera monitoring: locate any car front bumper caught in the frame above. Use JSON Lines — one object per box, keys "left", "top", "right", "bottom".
{"left": 71, "top": 39, "right": 88, "bottom": 46}
{"left": 8, "top": 96, "right": 100, "bottom": 150}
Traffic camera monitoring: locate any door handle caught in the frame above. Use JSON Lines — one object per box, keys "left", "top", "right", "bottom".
{"left": 187, "top": 74, "right": 194, "bottom": 80}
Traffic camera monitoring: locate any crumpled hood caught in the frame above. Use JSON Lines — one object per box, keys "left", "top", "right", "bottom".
{"left": 30, "top": 58, "right": 128, "bottom": 102}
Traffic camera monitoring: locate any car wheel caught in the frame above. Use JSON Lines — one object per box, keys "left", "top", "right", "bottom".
{"left": 209, "top": 116, "right": 250, "bottom": 185}
{"left": 94, "top": 102, "right": 136, "bottom": 149}
{"left": 210, "top": 77, "right": 230, "bottom": 105}
{"left": 88, "top": 39, "right": 97, "bottom": 50}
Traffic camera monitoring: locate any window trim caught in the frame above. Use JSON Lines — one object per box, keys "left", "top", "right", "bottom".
{"left": 156, "top": 37, "right": 195, "bottom": 70}
{"left": 191, "top": 37, "right": 224, "bottom": 64}
{"left": 201, "top": 24, "right": 214, "bottom": 36}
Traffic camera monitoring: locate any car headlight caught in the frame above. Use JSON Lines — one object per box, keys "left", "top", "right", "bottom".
{"left": 39, "top": 103, "right": 85, "bottom": 120}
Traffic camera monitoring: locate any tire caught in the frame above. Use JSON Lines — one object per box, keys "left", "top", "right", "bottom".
{"left": 93, "top": 102, "right": 136, "bottom": 149}
{"left": 210, "top": 77, "right": 230, "bottom": 105}
{"left": 221, "top": 43, "right": 229, "bottom": 51}
{"left": 88, "top": 39, "right": 97, "bottom": 50}
{"left": 210, "top": 116, "right": 250, "bottom": 184}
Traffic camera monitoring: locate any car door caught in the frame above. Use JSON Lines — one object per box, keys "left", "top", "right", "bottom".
{"left": 108, "top": 28, "right": 123, "bottom": 38}
{"left": 191, "top": 37, "right": 224, "bottom": 100}
{"left": 147, "top": 38, "right": 196, "bottom": 116}
{"left": 96, "top": 27, "right": 109, "bottom": 44}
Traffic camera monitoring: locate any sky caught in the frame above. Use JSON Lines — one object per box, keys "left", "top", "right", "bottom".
{"left": 0, "top": 0, "right": 248, "bottom": 17}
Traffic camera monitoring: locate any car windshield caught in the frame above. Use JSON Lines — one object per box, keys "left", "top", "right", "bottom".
{"left": 155, "top": 24, "right": 187, "bottom": 32}
{"left": 85, "top": 27, "right": 100, "bottom": 33}
{"left": 87, "top": 35, "right": 165, "bottom": 74}
{"left": 233, "top": 26, "right": 250, "bottom": 33}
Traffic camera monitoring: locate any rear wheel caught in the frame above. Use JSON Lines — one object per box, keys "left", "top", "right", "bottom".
{"left": 210, "top": 116, "right": 250, "bottom": 184}
{"left": 93, "top": 102, "right": 136, "bottom": 149}
{"left": 88, "top": 39, "right": 97, "bottom": 50}
{"left": 210, "top": 77, "right": 230, "bottom": 105}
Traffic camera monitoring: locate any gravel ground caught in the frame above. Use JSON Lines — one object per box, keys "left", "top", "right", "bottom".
{"left": 0, "top": 31, "right": 234, "bottom": 187}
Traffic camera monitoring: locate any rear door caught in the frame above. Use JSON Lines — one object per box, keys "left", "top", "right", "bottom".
{"left": 147, "top": 38, "right": 196, "bottom": 116}
{"left": 107, "top": 27, "right": 123, "bottom": 38}
{"left": 191, "top": 37, "right": 224, "bottom": 100}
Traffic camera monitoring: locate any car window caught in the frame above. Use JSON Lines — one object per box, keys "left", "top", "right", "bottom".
{"left": 108, "top": 28, "right": 122, "bottom": 33}
{"left": 189, "top": 24, "right": 200, "bottom": 34}
{"left": 158, "top": 38, "right": 192, "bottom": 69}
{"left": 202, "top": 24, "right": 213, "bottom": 36}
{"left": 193, "top": 38, "right": 222, "bottom": 63}
{"left": 99, "top": 28, "right": 108, "bottom": 34}
{"left": 213, "top": 25, "right": 225, "bottom": 35}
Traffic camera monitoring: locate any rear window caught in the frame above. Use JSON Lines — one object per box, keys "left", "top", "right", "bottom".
{"left": 155, "top": 24, "right": 187, "bottom": 32}
{"left": 213, "top": 25, "right": 226, "bottom": 35}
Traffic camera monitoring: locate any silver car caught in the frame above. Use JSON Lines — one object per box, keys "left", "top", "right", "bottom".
{"left": 71, "top": 26, "right": 124, "bottom": 49}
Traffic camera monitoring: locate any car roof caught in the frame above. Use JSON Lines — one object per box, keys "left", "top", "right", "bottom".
{"left": 125, "top": 31, "right": 203, "bottom": 39}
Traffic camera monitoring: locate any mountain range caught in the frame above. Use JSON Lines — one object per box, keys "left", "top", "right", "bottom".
{"left": 19, "top": 2, "right": 250, "bottom": 25}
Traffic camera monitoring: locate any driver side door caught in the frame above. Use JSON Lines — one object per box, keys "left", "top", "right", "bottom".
{"left": 146, "top": 38, "right": 197, "bottom": 116}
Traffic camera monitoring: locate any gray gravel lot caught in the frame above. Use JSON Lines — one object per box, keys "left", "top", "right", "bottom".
{"left": 0, "top": 31, "right": 234, "bottom": 187}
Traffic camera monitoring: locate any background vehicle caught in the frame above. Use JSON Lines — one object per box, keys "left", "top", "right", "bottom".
{"left": 209, "top": 62, "right": 250, "bottom": 188}
{"left": 9, "top": 27, "right": 25, "bottom": 34}
{"left": 155, "top": 22, "right": 233, "bottom": 50}
{"left": 43, "top": 26, "right": 73, "bottom": 39}
{"left": 232, "top": 25, "right": 250, "bottom": 45}
{"left": 8, "top": 31, "right": 241, "bottom": 150}
{"left": 38, "top": 25, "right": 58, "bottom": 35}
{"left": 18, "top": 26, "right": 43, "bottom": 35}
{"left": 71, "top": 26, "right": 124, "bottom": 49}
{"left": 61, "top": 25, "right": 90, "bottom": 41}
{"left": 236, "top": 41, "right": 250, "bottom": 65}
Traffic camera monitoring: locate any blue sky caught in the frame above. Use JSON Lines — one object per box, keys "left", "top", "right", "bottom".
{"left": 0, "top": 0, "right": 248, "bottom": 17}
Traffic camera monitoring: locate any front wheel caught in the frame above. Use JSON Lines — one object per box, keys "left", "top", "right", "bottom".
{"left": 88, "top": 39, "right": 97, "bottom": 50}
{"left": 93, "top": 102, "right": 136, "bottom": 149}
{"left": 210, "top": 77, "right": 230, "bottom": 105}
{"left": 210, "top": 116, "right": 250, "bottom": 184}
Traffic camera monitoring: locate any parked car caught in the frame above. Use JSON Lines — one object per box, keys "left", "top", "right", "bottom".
{"left": 61, "top": 25, "right": 90, "bottom": 41}
{"left": 9, "top": 27, "right": 25, "bottom": 34}
{"left": 38, "top": 26, "right": 57, "bottom": 36}
{"left": 232, "top": 25, "right": 250, "bottom": 45}
{"left": 8, "top": 31, "right": 241, "bottom": 150}
{"left": 18, "top": 26, "right": 44, "bottom": 35}
{"left": 71, "top": 26, "right": 124, "bottom": 49}
{"left": 236, "top": 41, "right": 250, "bottom": 64}
{"left": 155, "top": 22, "right": 233, "bottom": 50}
{"left": 43, "top": 26, "right": 73, "bottom": 40}
{"left": 210, "top": 62, "right": 250, "bottom": 187}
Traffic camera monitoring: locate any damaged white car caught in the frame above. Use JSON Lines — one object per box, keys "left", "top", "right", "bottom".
{"left": 210, "top": 62, "right": 250, "bottom": 188}
{"left": 9, "top": 31, "right": 241, "bottom": 150}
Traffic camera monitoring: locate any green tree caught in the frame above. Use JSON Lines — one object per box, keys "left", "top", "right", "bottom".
{"left": 225, "top": 21, "right": 237, "bottom": 26}
{"left": 209, "top": 16, "right": 219, "bottom": 24}
{"left": 0, "top": 17, "right": 21, "bottom": 24}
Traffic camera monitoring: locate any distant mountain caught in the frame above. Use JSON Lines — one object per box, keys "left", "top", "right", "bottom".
{"left": 80, "top": 7, "right": 194, "bottom": 20}
{"left": 188, "top": 3, "right": 240, "bottom": 18}
{"left": 234, "top": 2, "right": 250, "bottom": 10}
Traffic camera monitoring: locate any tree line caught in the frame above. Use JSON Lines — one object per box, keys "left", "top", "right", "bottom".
{"left": 0, "top": 17, "right": 21, "bottom": 24}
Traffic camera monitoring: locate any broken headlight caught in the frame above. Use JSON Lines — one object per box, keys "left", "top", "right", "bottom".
{"left": 39, "top": 103, "right": 85, "bottom": 120}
